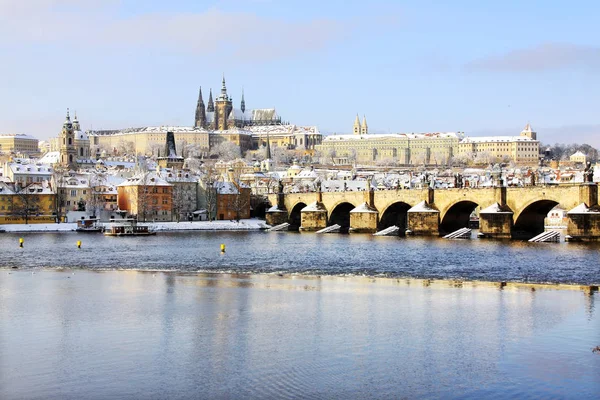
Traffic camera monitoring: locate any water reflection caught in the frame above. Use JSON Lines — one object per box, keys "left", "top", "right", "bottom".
{"left": 0, "top": 270, "right": 599, "bottom": 399}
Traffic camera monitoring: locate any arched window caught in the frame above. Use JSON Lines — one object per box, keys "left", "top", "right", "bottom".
{"left": 68, "top": 138, "right": 72, "bottom": 145}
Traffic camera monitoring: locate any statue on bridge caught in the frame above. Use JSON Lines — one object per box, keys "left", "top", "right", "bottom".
{"left": 278, "top": 180, "right": 284, "bottom": 194}
{"left": 584, "top": 162, "right": 594, "bottom": 183}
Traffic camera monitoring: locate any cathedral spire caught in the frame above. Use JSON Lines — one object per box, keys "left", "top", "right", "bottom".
{"left": 220, "top": 74, "right": 228, "bottom": 99}
{"left": 240, "top": 88, "right": 246, "bottom": 113}
{"left": 361, "top": 115, "right": 368, "bottom": 135}
{"left": 266, "top": 132, "right": 272, "bottom": 160}
{"left": 207, "top": 88, "right": 214, "bottom": 112}
{"left": 195, "top": 86, "right": 206, "bottom": 128}
{"left": 353, "top": 114, "right": 360, "bottom": 135}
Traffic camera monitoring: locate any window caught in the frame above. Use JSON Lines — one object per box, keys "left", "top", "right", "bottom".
{"left": 71, "top": 190, "right": 77, "bottom": 197}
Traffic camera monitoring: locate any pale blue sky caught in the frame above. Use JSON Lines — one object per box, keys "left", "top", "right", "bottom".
{"left": 1, "top": 0, "right": 599, "bottom": 145}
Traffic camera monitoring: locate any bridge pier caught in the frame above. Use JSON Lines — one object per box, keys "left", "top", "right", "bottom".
{"left": 300, "top": 191, "right": 328, "bottom": 232}
{"left": 479, "top": 203, "right": 513, "bottom": 239}
{"left": 349, "top": 183, "right": 379, "bottom": 233}
{"left": 407, "top": 201, "right": 439, "bottom": 236}
{"left": 265, "top": 192, "right": 288, "bottom": 226}
{"left": 566, "top": 184, "right": 600, "bottom": 241}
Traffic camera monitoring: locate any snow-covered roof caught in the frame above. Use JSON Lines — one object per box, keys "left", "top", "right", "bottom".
{"left": 90, "top": 126, "right": 209, "bottom": 136}
{"left": 0, "top": 133, "right": 38, "bottom": 140}
{"left": 407, "top": 201, "right": 438, "bottom": 212}
{"left": 214, "top": 181, "right": 243, "bottom": 194}
{"left": 118, "top": 172, "right": 171, "bottom": 187}
{"left": 323, "top": 132, "right": 461, "bottom": 142}
{"left": 567, "top": 203, "right": 600, "bottom": 214}
{"left": 350, "top": 202, "right": 378, "bottom": 213}
{"left": 6, "top": 162, "right": 53, "bottom": 175}
{"left": 246, "top": 124, "right": 320, "bottom": 135}
{"left": 460, "top": 136, "right": 538, "bottom": 143}
{"left": 479, "top": 203, "right": 513, "bottom": 214}
{"left": 251, "top": 108, "right": 278, "bottom": 121}
{"left": 301, "top": 201, "right": 327, "bottom": 212}
{"left": 75, "top": 130, "right": 89, "bottom": 141}
{"left": 570, "top": 151, "right": 586, "bottom": 158}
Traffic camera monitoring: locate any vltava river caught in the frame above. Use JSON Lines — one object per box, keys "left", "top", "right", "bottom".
{"left": 0, "top": 232, "right": 599, "bottom": 399}
{"left": 0, "top": 231, "right": 599, "bottom": 284}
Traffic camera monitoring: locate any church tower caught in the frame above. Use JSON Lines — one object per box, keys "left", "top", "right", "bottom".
{"left": 207, "top": 89, "right": 214, "bottom": 112}
{"left": 72, "top": 111, "right": 81, "bottom": 131}
{"left": 195, "top": 87, "right": 206, "bottom": 128}
{"left": 353, "top": 114, "right": 360, "bottom": 135}
{"left": 240, "top": 89, "right": 246, "bottom": 114}
{"left": 59, "top": 108, "right": 77, "bottom": 169}
{"left": 520, "top": 122, "right": 537, "bottom": 140}
{"left": 214, "top": 75, "right": 233, "bottom": 131}
{"left": 361, "top": 115, "right": 368, "bottom": 135}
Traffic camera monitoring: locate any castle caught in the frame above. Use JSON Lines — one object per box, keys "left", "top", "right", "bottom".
{"left": 194, "top": 76, "right": 282, "bottom": 130}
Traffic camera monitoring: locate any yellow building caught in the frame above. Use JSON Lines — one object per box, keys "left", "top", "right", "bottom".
{"left": 458, "top": 136, "right": 539, "bottom": 163}
{"left": 90, "top": 127, "right": 211, "bottom": 157}
{"left": 0, "top": 134, "right": 40, "bottom": 156}
{"left": 0, "top": 181, "right": 56, "bottom": 223}
{"left": 249, "top": 125, "right": 322, "bottom": 150}
{"left": 569, "top": 151, "right": 587, "bottom": 165}
{"left": 316, "top": 132, "right": 461, "bottom": 165}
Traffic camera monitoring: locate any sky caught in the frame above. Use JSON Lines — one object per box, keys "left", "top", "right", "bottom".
{"left": 1, "top": 0, "right": 599, "bottom": 146}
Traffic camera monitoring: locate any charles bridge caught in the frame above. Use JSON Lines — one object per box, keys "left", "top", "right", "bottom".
{"left": 266, "top": 183, "right": 600, "bottom": 240}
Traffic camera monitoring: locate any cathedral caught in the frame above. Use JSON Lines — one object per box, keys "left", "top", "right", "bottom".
{"left": 194, "top": 76, "right": 282, "bottom": 130}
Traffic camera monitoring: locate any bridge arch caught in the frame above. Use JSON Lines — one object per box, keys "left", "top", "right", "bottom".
{"left": 512, "top": 199, "right": 559, "bottom": 239}
{"left": 289, "top": 202, "right": 307, "bottom": 231}
{"left": 328, "top": 202, "right": 355, "bottom": 233}
{"left": 378, "top": 201, "right": 412, "bottom": 233}
{"left": 440, "top": 200, "right": 479, "bottom": 234}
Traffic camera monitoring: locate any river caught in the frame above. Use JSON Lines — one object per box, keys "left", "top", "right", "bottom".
{"left": 0, "top": 232, "right": 599, "bottom": 399}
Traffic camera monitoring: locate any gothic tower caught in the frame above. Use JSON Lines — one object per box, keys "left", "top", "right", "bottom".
{"left": 361, "top": 115, "right": 368, "bottom": 135}
{"left": 59, "top": 108, "right": 77, "bottom": 169}
{"left": 214, "top": 75, "right": 233, "bottom": 131}
{"left": 195, "top": 87, "right": 206, "bottom": 128}
{"left": 207, "top": 88, "right": 214, "bottom": 112}
{"left": 240, "top": 89, "right": 246, "bottom": 114}
{"left": 353, "top": 114, "right": 360, "bottom": 135}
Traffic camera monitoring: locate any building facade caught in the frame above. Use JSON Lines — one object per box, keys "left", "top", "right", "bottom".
{"left": 117, "top": 172, "right": 173, "bottom": 222}
{"left": 0, "top": 134, "right": 39, "bottom": 156}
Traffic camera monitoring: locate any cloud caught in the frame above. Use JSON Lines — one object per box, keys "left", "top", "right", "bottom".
{"left": 0, "top": 3, "right": 349, "bottom": 61}
{"left": 466, "top": 43, "right": 600, "bottom": 72}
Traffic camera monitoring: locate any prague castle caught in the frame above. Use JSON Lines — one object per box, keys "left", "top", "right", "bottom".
{"left": 89, "top": 76, "right": 322, "bottom": 156}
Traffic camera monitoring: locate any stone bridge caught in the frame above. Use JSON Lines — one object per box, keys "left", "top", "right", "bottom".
{"left": 266, "top": 184, "right": 600, "bottom": 240}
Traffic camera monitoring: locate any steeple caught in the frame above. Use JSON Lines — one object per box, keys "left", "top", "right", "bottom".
{"left": 361, "top": 115, "right": 368, "bottom": 135}
{"left": 353, "top": 114, "right": 360, "bottom": 135}
{"left": 207, "top": 89, "right": 214, "bottom": 112}
{"left": 266, "top": 132, "right": 272, "bottom": 160}
{"left": 195, "top": 86, "right": 206, "bottom": 128}
{"left": 219, "top": 74, "right": 228, "bottom": 100}
{"left": 240, "top": 88, "right": 246, "bottom": 113}
{"left": 64, "top": 108, "right": 72, "bottom": 127}
{"left": 72, "top": 110, "right": 81, "bottom": 131}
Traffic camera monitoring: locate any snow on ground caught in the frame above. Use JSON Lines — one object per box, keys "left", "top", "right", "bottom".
{"left": 0, "top": 219, "right": 270, "bottom": 233}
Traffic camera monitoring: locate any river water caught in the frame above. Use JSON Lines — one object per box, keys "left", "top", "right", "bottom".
{"left": 0, "top": 231, "right": 599, "bottom": 284}
{"left": 1, "top": 232, "right": 599, "bottom": 399}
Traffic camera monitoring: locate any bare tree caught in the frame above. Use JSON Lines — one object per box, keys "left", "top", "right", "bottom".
{"left": 87, "top": 171, "right": 107, "bottom": 218}
{"left": 201, "top": 168, "right": 218, "bottom": 221}
{"left": 210, "top": 141, "right": 241, "bottom": 160}
{"left": 12, "top": 183, "right": 41, "bottom": 224}
{"left": 51, "top": 166, "right": 68, "bottom": 223}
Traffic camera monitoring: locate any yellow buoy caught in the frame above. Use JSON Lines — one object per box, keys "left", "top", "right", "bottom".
{"left": 19, "top": 238, "right": 24, "bottom": 248}
{"left": 77, "top": 240, "right": 82, "bottom": 249}
{"left": 220, "top": 244, "right": 226, "bottom": 253}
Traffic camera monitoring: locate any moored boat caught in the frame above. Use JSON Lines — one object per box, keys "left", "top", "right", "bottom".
{"left": 76, "top": 217, "right": 104, "bottom": 233}
{"left": 103, "top": 219, "right": 156, "bottom": 236}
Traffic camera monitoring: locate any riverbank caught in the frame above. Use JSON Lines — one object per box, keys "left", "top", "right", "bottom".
{"left": 0, "top": 219, "right": 270, "bottom": 233}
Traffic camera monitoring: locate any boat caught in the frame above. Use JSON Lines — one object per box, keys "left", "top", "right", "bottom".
{"left": 76, "top": 217, "right": 104, "bottom": 233}
{"left": 103, "top": 219, "right": 156, "bottom": 236}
